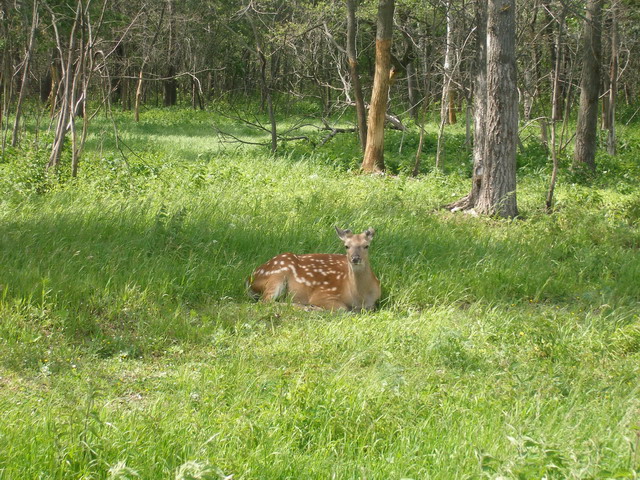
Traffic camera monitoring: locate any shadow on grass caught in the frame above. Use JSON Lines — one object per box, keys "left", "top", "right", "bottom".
{"left": 2, "top": 194, "right": 636, "bottom": 365}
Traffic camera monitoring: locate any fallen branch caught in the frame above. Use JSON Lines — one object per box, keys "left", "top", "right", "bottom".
{"left": 319, "top": 126, "right": 356, "bottom": 146}
{"left": 385, "top": 112, "right": 406, "bottom": 131}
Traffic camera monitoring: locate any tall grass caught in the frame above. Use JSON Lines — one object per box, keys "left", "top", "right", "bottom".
{"left": 0, "top": 108, "right": 638, "bottom": 479}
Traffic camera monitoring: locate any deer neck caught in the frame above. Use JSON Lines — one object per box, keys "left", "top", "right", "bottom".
{"left": 347, "top": 258, "right": 374, "bottom": 285}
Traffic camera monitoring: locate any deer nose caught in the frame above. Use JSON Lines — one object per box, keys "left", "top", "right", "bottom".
{"left": 351, "top": 255, "right": 362, "bottom": 265}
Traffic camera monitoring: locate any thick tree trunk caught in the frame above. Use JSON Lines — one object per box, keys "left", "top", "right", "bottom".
{"left": 475, "top": 0, "right": 518, "bottom": 218}
{"left": 573, "top": 0, "right": 603, "bottom": 171}
{"left": 362, "top": 0, "right": 395, "bottom": 173}
{"left": 346, "top": 0, "right": 367, "bottom": 151}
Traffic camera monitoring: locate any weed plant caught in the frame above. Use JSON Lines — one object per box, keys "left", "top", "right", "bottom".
{"left": 0, "top": 107, "right": 638, "bottom": 479}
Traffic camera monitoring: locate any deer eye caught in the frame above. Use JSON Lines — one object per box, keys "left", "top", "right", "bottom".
{"left": 364, "top": 245, "right": 369, "bottom": 249}
{"left": 344, "top": 245, "right": 349, "bottom": 249}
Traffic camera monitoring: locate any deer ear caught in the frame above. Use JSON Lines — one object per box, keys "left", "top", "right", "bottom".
{"left": 365, "top": 228, "right": 375, "bottom": 239}
{"left": 335, "top": 226, "right": 352, "bottom": 240}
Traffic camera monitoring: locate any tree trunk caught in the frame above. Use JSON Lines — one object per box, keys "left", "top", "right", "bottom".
{"left": 0, "top": 1, "right": 11, "bottom": 155}
{"left": 134, "top": 3, "right": 166, "bottom": 122}
{"left": 607, "top": 0, "right": 618, "bottom": 156}
{"left": 546, "top": 5, "right": 567, "bottom": 211}
{"left": 475, "top": 0, "right": 518, "bottom": 218}
{"left": 134, "top": 69, "right": 144, "bottom": 122}
{"left": 440, "top": 0, "right": 456, "bottom": 126}
{"left": 522, "top": 0, "right": 540, "bottom": 122}
{"left": 164, "top": 65, "right": 177, "bottom": 106}
{"left": 47, "top": 2, "right": 81, "bottom": 170}
{"left": 346, "top": 0, "right": 367, "bottom": 151}
{"left": 573, "top": 0, "right": 603, "bottom": 171}
{"left": 447, "top": 0, "right": 486, "bottom": 211}
{"left": 406, "top": 62, "right": 418, "bottom": 118}
{"left": 412, "top": 104, "right": 427, "bottom": 176}
{"left": 362, "top": 0, "right": 395, "bottom": 173}
{"left": 542, "top": 0, "right": 564, "bottom": 121}
{"left": 11, "top": 0, "right": 38, "bottom": 147}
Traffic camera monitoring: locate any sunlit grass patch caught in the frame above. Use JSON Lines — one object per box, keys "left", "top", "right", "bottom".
{"left": 0, "top": 107, "right": 639, "bottom": 478}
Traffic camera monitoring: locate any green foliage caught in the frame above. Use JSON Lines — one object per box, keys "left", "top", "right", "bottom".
{"left": 0, "top": 133, "right": 72, "bottom": 199}
{"left": 0, "top": 108, "right": 639, "bottom": 479}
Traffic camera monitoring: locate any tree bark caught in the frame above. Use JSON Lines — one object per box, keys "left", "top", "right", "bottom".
{"left": 474, "top": 0, "right": 518, "bottom": 218}
{"left": 522, "top": 0, "right": 540, "bottom": 122}
{"left": 163, "top": 0, "right": 177, "bottom": 107}
{"left": 164, "top": 65, "right": 178, "bottom": 106}
{"left": 134, "top": 3, "right": 166, "bottom": 122}
{"left": 406, "top": 62, "right": 418, "bottom": 118}
{"left": 573, "top": 0, "right": 603, "bottom": 171}
{"left": 251, "top": 29, "right": 277, "bottom": 152}
{"left": 11, "top": 0, "right": 38, "bottom": 147}
{"left": 47, "top": 2, "right": 81, "bottom": 170}
{"left": 546, "top": 5, "right": 567, "bottom": 212}
{"left": 362, "top": 0, "right": 394, "bottom": 173}
{"left": 447, "top": 0, "right": 486, "bottom": 211}
{"left": 606, "top": 0, "right": 618, "bottom": 155}
{"left": 440, "top": 0, "right": 456, "bottom": 126}
{"left": 346, "top": 0, "right": 367, "bottom": 151}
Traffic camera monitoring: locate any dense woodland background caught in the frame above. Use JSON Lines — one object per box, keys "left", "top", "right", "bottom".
{"left": 2, "top": 0, "right": 640, "bottom": 187}
{"left": 1, "top": 1, "right": 640, "bottom": 478}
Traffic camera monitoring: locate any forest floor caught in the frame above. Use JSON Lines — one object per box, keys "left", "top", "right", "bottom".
{"left": 1, "top": 107, "right": 639, "bottom": 479}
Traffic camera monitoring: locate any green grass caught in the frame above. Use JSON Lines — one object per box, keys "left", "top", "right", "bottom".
{"left": 0, "top": 107, "right": 639, "bottom": 479}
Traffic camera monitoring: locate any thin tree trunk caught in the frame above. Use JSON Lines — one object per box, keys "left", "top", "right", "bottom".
{"left": 539, "top": 117, "right": 548, "bottom": 150}
{"left": 412, "top": 104, "right": 427, "bottom": 176}
{"left": 573, "top": 0, "right": 603, "bottom": 171}
{"left": 0, "top": 1, "right": 12, "bottom": 156}
{"left": 440, "top": 0, "right": 456, "bottom": 126}
{"left": 522, "top": 0, "right": 540, "bottom": 122}
{"left": 47, "top": 3, "right": 81, "bottom": 170}
{"left": 465, "top": 101, "right": 472, "bottom": 147}
{"left": 447, "top": 0, "right": 486, "bottom": 211}
{"left": 134, "top": 3, "right": 166, "bottom": 122}
{"left": 49, "top": 58, "right": 61, "bottom": 116}
{"left": 406, "top": 62, "right": 418, "bottom": 118}
{"left": 71, "top": 0, "right": 104, "bottom": 177}
{"left": 435, "top": 110, "right": 446, "bottom": 169}
{"left": 346, "top": 0, "right": 367, "bottom": 151}
{"left": 70, "top": 17, "right": 83, "bottom": 177}
{"left": 11, "top": 0, "right": 38, "bottom": 147}
{"left": 134, "top": 69, "right": 144, "bottom": 122}
{"left": 362, "top": 0, "right": 395, "bottom": 173}
{"left": 164, "top": 65, "right": 177, "bottom": 106}
{"left": 163, "top": 0, "right": 177, "bottom": 107}
{"left": 542, "top": 0, "right": 563, "bottom": 121}
{"left": 258, "top": 48, "right": 276, "bottom": 152}
{"left": 607, "top": 0, "right": 618, "bottom": 155}
{"left": 546, "top": 6, "right": 566, "bottom": 212}
{"left": 265, "top": 68, "right": 277, "bottom": 153}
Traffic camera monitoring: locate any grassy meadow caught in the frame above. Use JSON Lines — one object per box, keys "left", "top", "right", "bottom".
{"left": 0, "top": 106, "right": 639, "bottom": 479}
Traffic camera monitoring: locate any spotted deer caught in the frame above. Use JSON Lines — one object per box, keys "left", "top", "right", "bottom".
{"left": 247, "top": 227, "right": 381, "bottom": 311}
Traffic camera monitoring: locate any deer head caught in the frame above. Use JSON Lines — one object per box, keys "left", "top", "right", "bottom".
{"left": 335, "top": 226, "right": 375, "bottom": 268}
